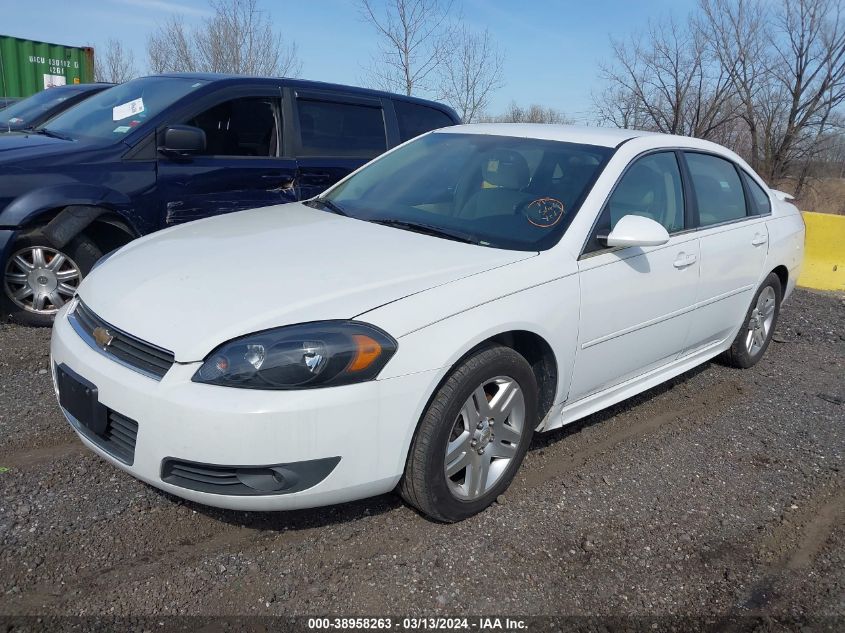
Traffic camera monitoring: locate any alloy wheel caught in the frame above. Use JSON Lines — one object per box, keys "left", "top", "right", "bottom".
{"left": 3, "top": 246, "right": 82, "bottom": 314}
{"left": 444, "top": 375, "right": 526, "bottom": 500}
{"left": 745, "top": 285, "right": 776, "bottom": 356}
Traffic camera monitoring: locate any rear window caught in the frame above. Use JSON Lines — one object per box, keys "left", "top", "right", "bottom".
{"left": 296, "top": 99, "right": 386, "bottom": 157}
{"left": 395, "top": 100, "right": 455, "bottom": 141}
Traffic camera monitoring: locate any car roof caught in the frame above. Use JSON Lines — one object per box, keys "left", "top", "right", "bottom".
{"left": 154, "top": 73, "right": 459, "bottom": 118}
{"left": 434, "top": 123, "right": 659, "bottom": 148}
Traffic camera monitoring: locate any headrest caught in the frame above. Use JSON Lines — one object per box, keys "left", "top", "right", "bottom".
{"left": 481, "top": 150, "right": 530, "bottom": 189}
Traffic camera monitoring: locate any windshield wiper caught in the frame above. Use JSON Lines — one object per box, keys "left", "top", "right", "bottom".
{"left": 369, "top": 218, "right": 483, "bottom": 245}
{"left": 304, "top": 197, "right": 348, "bottom": 216}
{"left": 31, "top": 127, "right": 72, "bottom": 140}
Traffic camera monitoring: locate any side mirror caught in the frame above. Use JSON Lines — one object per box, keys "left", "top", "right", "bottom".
{"left": 604, "top": 215, "right": 670, "bottom": 248}
{"left": 159, "top": 125, "right": 206, "bottom": 156}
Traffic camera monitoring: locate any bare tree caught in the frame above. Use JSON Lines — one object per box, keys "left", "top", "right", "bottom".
{"left": 593, "top": 85, "right": 652, "bottom": 130}
{"left": 147, "top": 0, "right": 301, "bottom": 77}
{"left": 147, "top": 15, "right": 196, "bottom": 74}
{"left": 94, "top": 39, "right": 138, "bottom": 84}
{"left": 481, "top": 101, "right": 571, "bottom": 124}
{"left": 596, "top": 14, "right": 737, "bottom": 137}
{"left": 698, "top": 0, "right": 779, "bottom": 173}
{"left": 359, "top": 0, "right": 453, "bottom": 96}
{"left": 699, "top": 0, "right": 845, "bottom": 184}
{"left": 437, "top": 26, "right": 504, "bottom": 122}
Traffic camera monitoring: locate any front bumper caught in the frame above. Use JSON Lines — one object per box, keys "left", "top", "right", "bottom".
{"left": 50, "top": 302, "right": 439, "bottom": 511}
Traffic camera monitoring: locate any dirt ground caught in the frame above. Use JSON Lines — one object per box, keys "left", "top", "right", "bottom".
{"left": 0, "top": 289, "right": 842, "bottom": 629}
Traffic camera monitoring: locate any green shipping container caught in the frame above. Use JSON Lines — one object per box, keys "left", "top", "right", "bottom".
{"left": 0, "top": 35, "right": 94, "bottom": 99}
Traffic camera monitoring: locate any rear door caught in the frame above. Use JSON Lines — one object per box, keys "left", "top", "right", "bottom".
{"left": 681, "top": 152, "right": 769, "bottom": 355}
{"left": 290, "top": 90, "right": 391, "bottom": 200}
{"left": 156, "top": 87, "right": 298, "bottom": 226}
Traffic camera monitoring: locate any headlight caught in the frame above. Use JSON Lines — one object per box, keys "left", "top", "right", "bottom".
{"left": 192, "top": 321, "right": 398, "bottom": 390}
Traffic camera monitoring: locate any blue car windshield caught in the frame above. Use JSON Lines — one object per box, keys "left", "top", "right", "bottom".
{"left": 40, "top": 77, "right": 207, "bottom": 142}
{"left": 0, "top": 87, "right": 84, "bottom": 129}
{"left": 323, "top": 132, "right": 613, "bottom": 251}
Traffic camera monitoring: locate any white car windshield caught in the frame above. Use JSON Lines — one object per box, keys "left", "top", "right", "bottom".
{"left": 322, "top": 132, "right": 613, "bottom": 251}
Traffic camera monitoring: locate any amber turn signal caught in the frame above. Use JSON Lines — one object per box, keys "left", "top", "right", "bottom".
{"left": 348, "top": 334, "right": 383, "bottom": 372}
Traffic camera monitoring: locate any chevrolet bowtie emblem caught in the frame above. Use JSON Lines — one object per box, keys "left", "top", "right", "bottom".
{"left": 92, "top": 326, "right": 114, "bottom": 349}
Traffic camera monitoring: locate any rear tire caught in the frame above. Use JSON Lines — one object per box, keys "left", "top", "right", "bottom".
{"left": 1, "top": 229, "right": 100, "bottom": 327}
{"left": 400, "top": 344, "right": 538, "bottom": 522}
{"left": 721, "top": 272, "right": 782, "bottom": 369}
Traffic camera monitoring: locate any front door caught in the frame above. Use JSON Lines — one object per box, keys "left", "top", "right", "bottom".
{"left": 569, "top": 151, "right": 700, "bottom": 401}
{"left": 157, "top": 94, "right": 298, "bottom": 227}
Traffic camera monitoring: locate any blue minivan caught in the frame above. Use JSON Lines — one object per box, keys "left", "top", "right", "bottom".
{"left": 0, "top": 74, "right": 459, "bottom": 325}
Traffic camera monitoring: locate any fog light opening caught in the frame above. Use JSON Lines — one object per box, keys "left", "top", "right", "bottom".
{"left": 235, "top": 467, "right": 299, "bottom": 492}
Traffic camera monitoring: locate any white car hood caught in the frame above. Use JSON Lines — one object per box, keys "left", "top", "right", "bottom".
{"left": 78, "top": 203, "right": 533, "bottom": 361}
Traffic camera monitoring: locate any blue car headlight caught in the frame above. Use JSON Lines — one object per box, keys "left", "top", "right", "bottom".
{"left": 192, "top": 321, "right": 397, "bottom": 390}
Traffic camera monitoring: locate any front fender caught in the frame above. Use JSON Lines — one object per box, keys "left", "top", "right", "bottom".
{"left": 0, "top": 229, "right": 15, "bottom": 278}
{"left": 0, "top": 183, "right": 132, "bottom": 229}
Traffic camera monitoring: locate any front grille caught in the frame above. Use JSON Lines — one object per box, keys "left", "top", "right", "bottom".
{"left": 70, "top": 302, "right": 175, "bottom": 380}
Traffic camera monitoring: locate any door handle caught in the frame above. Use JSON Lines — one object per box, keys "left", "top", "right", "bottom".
{"left": 751, "top": 233, "right": 768, "bottom": 246}
{"left": 673, "top": 253, "right": 697, "bottom": 269}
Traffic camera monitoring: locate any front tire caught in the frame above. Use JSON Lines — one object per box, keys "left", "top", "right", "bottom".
{"left": 400, "top": 344, "right": 538, "bottom": 522}
{"left": 1, "top": 229, "right": 101, "bottom": 327}
{"left": 721, "top": 272, "right": 782, "bottom": 369}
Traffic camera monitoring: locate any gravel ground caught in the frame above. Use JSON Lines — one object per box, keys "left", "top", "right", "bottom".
{"left": 0, "top": 289, "right": 842, "bottom": 627}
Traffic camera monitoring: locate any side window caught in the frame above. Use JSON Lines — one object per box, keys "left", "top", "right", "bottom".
{"left": 185, "top": 97, "right": 279, "bottom": 157}
{"left": 685, "top": 153, "right": 747, "bottom": 226}
{"left": 585, "top": 152, "right": 684, "bottom": 254}
{"left": 297, "top": 99, "right": 386, "bottom": 157}
{"left": 742, "top": 171, "right": 772, "bottom": 215}
{"left": 394, "top": 100, "right": 455, "bottom": 141}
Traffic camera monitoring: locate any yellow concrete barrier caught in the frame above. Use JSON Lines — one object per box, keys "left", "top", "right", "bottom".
{"left": 798, "top": 211, "right": 845, "bottom": 291}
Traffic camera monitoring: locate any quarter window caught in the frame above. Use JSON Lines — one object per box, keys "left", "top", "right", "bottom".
{"left": 742, "top": 171, "right": 772, "bottom": 215}
{"left": 297, "top": 99, "right": 386, "bottom": 157}
{"left": 185, "top": 97, "right": 279, "bottom": 157}
{"left": 685, "top": 153, "right": 747, "bottom": 226}
{"left": 394, "top": 100, "right": 455, "bottom": 141}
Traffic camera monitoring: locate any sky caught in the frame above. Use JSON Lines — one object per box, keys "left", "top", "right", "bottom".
{"left": 3, "top": 0, "right": 699, "bottom": 121}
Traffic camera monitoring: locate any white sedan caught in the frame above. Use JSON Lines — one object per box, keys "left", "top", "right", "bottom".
{"left": 50, "top": 124, "right": 805, "bottom": 522}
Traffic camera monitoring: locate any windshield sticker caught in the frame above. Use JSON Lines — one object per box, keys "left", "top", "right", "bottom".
{"left": 9, "top": 117, "right": 22, "bottom": 123}
{"left": 525, "top": 197, "right": 565, "bottom": 228}
{"left": 113, "top": 98, "right": 145, "bottom": 121}
{"left": 113, "top": 125, "right": 131, "bottom": 134}
{"left": 128, "top": 120, "right": 141, "bottom": 127}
